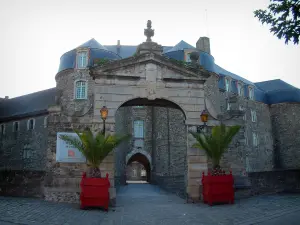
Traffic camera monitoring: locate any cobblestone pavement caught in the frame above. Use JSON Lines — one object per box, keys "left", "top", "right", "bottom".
{"left": 1, "top": 184, "right": 300, "bottom": 225}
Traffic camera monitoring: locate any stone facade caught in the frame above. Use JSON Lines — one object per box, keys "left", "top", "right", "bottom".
{"left": 1, "top": 23, "right": 300, "bottom": 204}
{"left": 0, "top": 115, "right": 48, "bottom": 170}
{"left": 270, "top": 103, "right": 300, "bottom": 169}
{"left": 0, "top": 115, "right": 48, "bottom": 198}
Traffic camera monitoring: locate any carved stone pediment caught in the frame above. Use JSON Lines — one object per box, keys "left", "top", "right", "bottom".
{"left": 89, "top": 52, "right": 213, "bottom": 83}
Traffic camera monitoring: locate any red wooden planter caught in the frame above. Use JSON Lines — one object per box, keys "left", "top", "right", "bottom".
{"left": 80, "top": 172, "right": 110, "bottom": 210}
{"left": 202, "top": 171, "right": 234, "bottom": 206}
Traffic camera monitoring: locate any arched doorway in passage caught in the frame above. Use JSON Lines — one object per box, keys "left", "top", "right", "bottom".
{"left": 126, "top": 153, "right": 151, "bottom": 183}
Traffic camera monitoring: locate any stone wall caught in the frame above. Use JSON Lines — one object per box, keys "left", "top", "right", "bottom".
{"left": 248, "top": 169, "right": 300, "bottom": 195}
{"left": 270, "top": 103, "right": 300, "bottom": 169}
{"left": 55, "top": 69, "right": 94, "bottom": 120}
{"left": 152, "top": 107, "right": 187, "bottom": 197}
{"left": 0, "top": 115, "right": 48, "bottom": 171}
{"left": 45, "top": 68, "right": 116, "bottom": 205}
{"left": 0, "top": 170, "right": 45, "bottom": 198}
{"left": 216, "top": 90, "right": 274, "bottom": 175}
{"left": 114, "top": 107, "right": 131, "bottom": 189}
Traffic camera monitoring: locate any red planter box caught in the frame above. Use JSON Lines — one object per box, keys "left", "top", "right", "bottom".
{"left": 202, "top": 171, "right": 234, "bottom": 206}
{"left": 80, "top": 172, "right": 110, "bottom": 210}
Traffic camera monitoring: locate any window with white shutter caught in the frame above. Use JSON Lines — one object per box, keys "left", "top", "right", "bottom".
{"left": 134, "top": 120, "right": 144, "bottom": 138}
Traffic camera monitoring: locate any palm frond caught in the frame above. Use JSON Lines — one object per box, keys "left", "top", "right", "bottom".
{"left": 59, "top": 128, "right": 131, "bottom": 168}
{"left": 189, "top": 125, "right": 241, "bottom": 168}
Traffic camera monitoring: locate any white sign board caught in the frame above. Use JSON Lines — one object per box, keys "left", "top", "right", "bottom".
{"left": 56, "top": 132, "right": 86, "bottom": 163}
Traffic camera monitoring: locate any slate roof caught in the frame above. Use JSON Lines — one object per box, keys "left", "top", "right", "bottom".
{"left": 254, "top": 79, "right": 297, "bottom": 92}
{"left": 77, "top": 38, "right": 108, "bottom": 50}
{"left": 2, "top": 39, "right": 299, "bottom": 121}
{"left": 165, "top": 40, "right": 195, "bottom": 53}
{"left": 0, "top": 88, "right": 56, "bottom": 122}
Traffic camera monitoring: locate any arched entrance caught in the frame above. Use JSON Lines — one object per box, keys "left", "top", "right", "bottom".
{"left": 91, "top": 44, "right": 210, "bottom": 201}
{"left": 126, "top": 153, "right": 151, "bottom": 183}
{"left": 114, "top": 97, "right": 187, "bottom": 197}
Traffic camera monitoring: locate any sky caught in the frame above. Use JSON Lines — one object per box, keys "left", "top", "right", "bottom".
{"left": 0, "top": 0, "right": 299, "bottom": 98}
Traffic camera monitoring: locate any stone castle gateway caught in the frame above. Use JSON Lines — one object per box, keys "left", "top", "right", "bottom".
{"left": 1, "top": 21, "right": 300, "bottom": 204}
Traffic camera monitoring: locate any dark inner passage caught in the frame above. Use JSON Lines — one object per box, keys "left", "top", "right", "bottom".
{"left": 127, "top": 153, "right": 151, "bottom": 183}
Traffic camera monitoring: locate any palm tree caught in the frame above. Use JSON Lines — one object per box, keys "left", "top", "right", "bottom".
{"left": 190, "top": 124, "right": 241, "bottom": 175}
{"left": 60, "top": 128, "right": 131, "bottom": 178}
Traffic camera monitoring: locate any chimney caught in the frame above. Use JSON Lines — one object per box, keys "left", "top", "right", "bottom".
{"left": 196, "top": 37, "right": 211, "bottom": 54}
{"left": 117, "top": 40, "right": 121, "bottom": 55}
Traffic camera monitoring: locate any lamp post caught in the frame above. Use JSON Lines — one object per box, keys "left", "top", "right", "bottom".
{"left": 197, "top": 109, "right": 209, "bottom": 133}
{"left": 100, "top": 106, "right": 108, "bottom": 135}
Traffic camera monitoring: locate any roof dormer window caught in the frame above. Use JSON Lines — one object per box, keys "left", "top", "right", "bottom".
{"left": 225, "top": 77, "right": 231, "bottom": 92}
{"left": 237, "top": 82, "right": 243, "bottom": 96}
{"left": 27, "top": 118, "right": 35, "bottom": 130}
{"left": 249, "top": 86, "right": 254, "bottom": 100}
{"left": 13, "top": 121, "right": 19, "bottom": 132}
{"left": 77, "top": 51, "right": 88, "bottom": 69}
{"left": 0, "top": 124, "right": 5, "bottom": 135}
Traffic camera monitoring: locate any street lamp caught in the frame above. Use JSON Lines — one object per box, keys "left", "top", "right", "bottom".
{"left": 100, "top": 106, "right": 108, "bottom": 135}
{"left": 197, "top": 109, "right": 209, "bottom": 133}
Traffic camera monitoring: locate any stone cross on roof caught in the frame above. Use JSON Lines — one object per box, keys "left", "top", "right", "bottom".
{"left": 144, "top": 20, "right": 154, "bottom": 42}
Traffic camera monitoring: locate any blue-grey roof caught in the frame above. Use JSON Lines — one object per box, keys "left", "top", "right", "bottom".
{"left": 254, "top": 79, "right": 300, "bottom": 104}
{"left": 58, "top": 38, "right": 174, "bottom": 73}
{"left": 4, "top": 39, "right": 297, "bottom": 122}
{"left": 254, "top": 79, "right": 297, "bottom": 92}
{"left": 163, "top": 41, "right": 300, "bottom": 104}
{"left": 165, "top": 40, "right": 195, "bottom": 53}
{"left": 104, "top": 45, "right": 137, "bottom": 58}
{"left": 58, "top": 39, "right": 122, "bottom": 73}
{"left": 77, "top": 38, "right": 107, "bottom": 50}
{"left": 0, "top": 88, "right": 56, "bottom": 122}
{"left": 215, "top": 64, "right": 254, "bottom": 85}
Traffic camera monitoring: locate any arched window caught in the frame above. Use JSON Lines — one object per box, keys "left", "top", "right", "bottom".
{"left": 27, "top": 118, "right": 35, "bottom": 130}
{"left": 75, "top": 80, "right": 87, "bottom": 99}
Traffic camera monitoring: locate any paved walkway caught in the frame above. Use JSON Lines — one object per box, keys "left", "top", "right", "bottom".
{"left": 1, "top": 184, "right": 300, "bottom": 225}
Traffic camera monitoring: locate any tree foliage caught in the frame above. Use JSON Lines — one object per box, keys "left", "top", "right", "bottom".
{"left": 190, "top": 125, "right": 241, "bottom": 169}
{"left": 254, "top": 0, "right": 300, "bottom": 44}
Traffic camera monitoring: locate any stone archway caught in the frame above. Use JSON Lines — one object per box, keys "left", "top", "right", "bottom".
{"left": 126, "top": 153, "right": 151, "bottom": 183}
{"left": 126, "top": 149, "right": 152, "bottom": 169}
{"left": 92, "top": 50, "right": 213, "bottom": 201}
